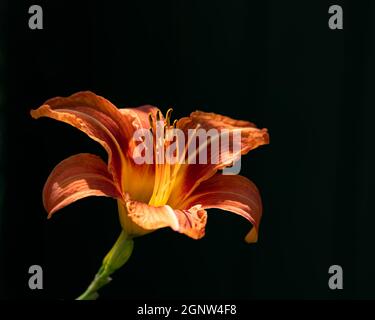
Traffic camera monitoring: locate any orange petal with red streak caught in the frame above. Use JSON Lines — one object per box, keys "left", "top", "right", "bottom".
{"left": 171, "top": 111, "right": 268, "bottom": 206}
{"left": 43, "top": 153, "right": 122, "bottom": 217}
{"left": 179, "top": 173, "right": 262, "bottom": 243}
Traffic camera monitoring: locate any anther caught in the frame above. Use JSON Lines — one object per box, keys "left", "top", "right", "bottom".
{"left": 148, "top": 113, "right": 154, "bottom": 128}
{"left": 156, "top": 110, "right": 161, "bottom": 122}
{"left": 165, "top": 108, "right": 173, "bottom": 127}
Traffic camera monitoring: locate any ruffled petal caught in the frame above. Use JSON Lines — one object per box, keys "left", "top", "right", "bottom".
{"left": 31, "top": 91, "right": 134, "bottom": 191}
{"left": 178, "top": 173, "right": 263, "bottom": 243}
{"left": 178, "top": 111, "right": 258, "bottom": 130}
{"left": 118, "top": 199, "right": 207, "bottom": 240}
{"left": 43, "top": 153, "right": 122, "bottom": 217}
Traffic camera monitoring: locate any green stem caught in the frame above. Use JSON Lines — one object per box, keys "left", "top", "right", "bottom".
{"left": 76, "top": 231, "right": 134, "bottom": 300}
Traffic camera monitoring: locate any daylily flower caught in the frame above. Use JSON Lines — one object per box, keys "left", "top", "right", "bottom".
{"left": 30, "top": 91, "right": 269, "bottom": 299}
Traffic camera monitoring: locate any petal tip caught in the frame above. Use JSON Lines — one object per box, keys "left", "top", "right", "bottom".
{"left": 261, "top": 128, "right": 270, "bottom": 145}
{"left": 245, "top": 227, "right": 258, "bottom": 244}
{"left": 30, "top": 108, "right": 38, "bottom": 119}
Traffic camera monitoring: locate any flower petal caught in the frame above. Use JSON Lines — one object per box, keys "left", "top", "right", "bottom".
{"left": 179, "top": 111, "right": 258, "bottom": 130}
{"left": 119, "top": 200, "right": 207, "bottom": 240}
{"left": 44, "top": 153, "right": 122, "bottom": 217}
{"left": 30, "top": 91, "right": 134, "bottom": 191}
{"left": 170, "top": 111, "right": 269, "bottom": 206}
{"left": 178, "top": 174, "right": 262, "bottom": 243}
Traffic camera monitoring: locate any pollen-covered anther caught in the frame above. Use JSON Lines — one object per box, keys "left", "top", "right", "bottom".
{"left": 148, "top": 112, "right": 154, "bottom": 133}
{"left": 165, "top": 108, "right": 173, "bottom": 127}
{"left": 156, "top": 110, "right": 161, "bottom": 122}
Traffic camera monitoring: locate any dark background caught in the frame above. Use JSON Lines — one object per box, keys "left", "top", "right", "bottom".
{"left": 1, "top": 0, "right": 374, "bottom": 300}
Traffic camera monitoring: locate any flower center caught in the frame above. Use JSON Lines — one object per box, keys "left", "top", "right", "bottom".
{"left": 148, "top": 109, "right": 180, "bottom": 206}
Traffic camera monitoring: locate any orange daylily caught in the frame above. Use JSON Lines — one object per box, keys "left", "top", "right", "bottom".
{"left": 31, "top": 91, "right": 269, "bottom": 299}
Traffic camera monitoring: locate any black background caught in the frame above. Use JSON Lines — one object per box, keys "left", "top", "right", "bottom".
{"left": 1, "top": 0, "right": 375, "bottom": 300}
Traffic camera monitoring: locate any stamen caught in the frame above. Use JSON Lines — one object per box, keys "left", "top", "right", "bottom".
{"left": 165, "top": 108, "right": 173, "bottom": 127}
{"left": 149, "top": 109, "right": 181, "bottom": 206}
{"left": 148, "top": 113, "right": 154, "bottom": 128}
